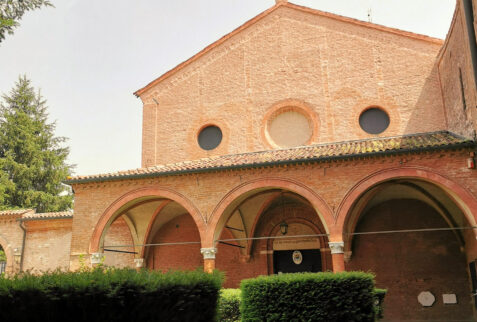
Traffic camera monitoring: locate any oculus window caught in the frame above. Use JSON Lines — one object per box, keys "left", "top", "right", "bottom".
{"left": 198, "top": 125, "right": 222, "bottom": 150}
{"left": 268, "top": 110, "right": 312, "bottom": 148}
{"left": 359, "top": 108, "right": 390, "bottom": 134}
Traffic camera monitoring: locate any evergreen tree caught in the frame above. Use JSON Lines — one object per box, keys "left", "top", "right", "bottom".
{"left": 0, "top": 76, "right": 73, "bottom": 212}
{"left": 0, "top": 0, "right": 53, "bottom": 43}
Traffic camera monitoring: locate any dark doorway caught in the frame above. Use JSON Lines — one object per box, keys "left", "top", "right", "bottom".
{"left": 273, "top": 249, "right": 322, "bottom": 274}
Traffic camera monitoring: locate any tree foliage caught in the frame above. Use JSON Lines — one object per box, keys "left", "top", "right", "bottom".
{"left": 0, "top": 0, "right": 53, "bottom": 43}
{"left": 0, "top": 76, "right": 73, "bottom": 212}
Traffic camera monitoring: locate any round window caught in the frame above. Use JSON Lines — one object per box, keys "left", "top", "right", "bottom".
{"left": 268, "top": 109, "right": 312, "bottom": 148}
{"left": 359, "top": 108, "right": 390, "bottom": 134}
{"left": 198, "top": 125, "right": 222, "bottom": 150}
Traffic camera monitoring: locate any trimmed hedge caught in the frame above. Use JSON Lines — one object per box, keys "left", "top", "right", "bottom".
{"left": 240, "top": 272, "right": 380, "bottom": 322}
{"left": 0, "top": 268, "right": 223, "bottom": 322}
{"left": 373, "top": 288, "right": 387, "bottom": 319}
{"left": 217, "top": 288, "right": 241, "bottom": 322}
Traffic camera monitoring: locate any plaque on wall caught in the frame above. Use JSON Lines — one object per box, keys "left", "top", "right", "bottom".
{"left": 292, "top": 250, "right": 303, "bottom": 265}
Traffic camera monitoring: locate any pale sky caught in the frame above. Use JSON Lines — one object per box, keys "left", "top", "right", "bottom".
{"left": 0, "top": 0, "right": 456, "bottom": 175}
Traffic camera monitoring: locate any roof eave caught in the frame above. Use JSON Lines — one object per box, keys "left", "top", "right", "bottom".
{"left": 65, "top": 141, "right": 476, "bottom": 185}
{"left": 18, "top": 215, "right": 73, "bottom": 222}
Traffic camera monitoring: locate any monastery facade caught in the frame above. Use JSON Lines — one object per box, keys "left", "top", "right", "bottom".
{"left": 1, "top": 1, "right": 477, "bottom": 320}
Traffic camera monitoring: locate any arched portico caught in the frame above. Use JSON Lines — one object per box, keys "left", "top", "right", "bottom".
{"left": 89, "top": 187, "right": 205, "bottom": 267}
{"left": 206, "top": 178, "right": 335, "bottom": 287}
{"left": 206, "top": 178, "right": 334, "bottom": 247}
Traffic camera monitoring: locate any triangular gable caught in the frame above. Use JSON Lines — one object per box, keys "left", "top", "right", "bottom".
{"left": 134, "top": 1, "right": 443, "bottom": 97}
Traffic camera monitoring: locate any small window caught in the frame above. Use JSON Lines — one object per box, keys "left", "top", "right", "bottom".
{"left": 359, "top": 108, "right": 390, "bottom": 134}
{"left": 198, "top": 125, "right": 222, "bottom": 150}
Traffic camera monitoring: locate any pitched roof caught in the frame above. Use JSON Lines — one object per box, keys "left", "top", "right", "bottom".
{"left": 21, "top": 211, "right": 73, "bottom": 221}
{"left": 66, "top": 131, "right": 475, "bottom": 185}
{"left": 134, "top": 1, "right": 443, "bottom": 97}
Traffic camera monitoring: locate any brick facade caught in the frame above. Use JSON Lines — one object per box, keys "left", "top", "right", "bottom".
{"left": 1, "top": 1, "right": 476, "bottom": 320}
{"left": 137, "top": 3, "right": 445, "bottom": 168}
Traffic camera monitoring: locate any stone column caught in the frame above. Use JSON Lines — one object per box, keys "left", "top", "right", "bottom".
{"left": 329, "top": 241, "right": 345, "bottom": 272}
{"left": 13, "top": 247, "right": 22, "bottom": 273}
{"left": 90, "top": 252, "right": 105, "bottom": 267}
{"left": 200, "top": 247, "right": 217, "bottom": 273}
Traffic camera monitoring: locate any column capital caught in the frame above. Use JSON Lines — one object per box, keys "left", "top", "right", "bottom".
{"left": 329, "top": 241, "right": 344, "bottom": 254}
{"left": 200, "top": 247, "right": 217, "bottom": 260}
{"left": 134, "top": 258, "right": 144, "bottom": 268}
{"left": 90, "top": 252, "right": 104, "bottom": 265}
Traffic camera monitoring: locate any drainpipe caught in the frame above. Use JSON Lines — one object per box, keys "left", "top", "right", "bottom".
{"left": 18, "top": 219, "right": 26, "bottom": 272}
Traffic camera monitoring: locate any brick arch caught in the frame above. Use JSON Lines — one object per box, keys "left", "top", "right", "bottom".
{"left": 90, "top": 187, "right": 205, "bottom": 253}
{"left": 334, "top": 166, "right": 477, "bottom": 241}
{"left": 246, "top": 194, "right": 324, "bottom": 256}
{"left": 0, "top": 234, "right": 14, "bottom": 274}
{"left": 206, "top": 178, "right": 334, "bottom": 247}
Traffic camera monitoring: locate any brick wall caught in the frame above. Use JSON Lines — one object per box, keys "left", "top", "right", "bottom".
{"left": 347, "top": 199, "right": 473, "bottom": 321}
{"left": 216, "top": 228, "right": 256, "bottom": 288}
{"left": 438, "top": 0, "right": 477, "bottom": 139}
{"left": 0, "top": 216, "right": 24, "bottom": 274}
{"left": 22, "top": 219, "right": 72, "bottom": 272}
{"left": 147, "top": 214, "right": 203, "bottom": 271}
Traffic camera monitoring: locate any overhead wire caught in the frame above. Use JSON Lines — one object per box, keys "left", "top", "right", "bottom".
{"left": 102, "top": 225, "right": 477, "bottom": 250}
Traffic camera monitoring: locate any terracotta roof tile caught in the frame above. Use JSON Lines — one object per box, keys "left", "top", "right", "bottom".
{"left": 0, "top": 209, "right": 73, "bottom": 220}
{"left": 0, "top": 209, "right": 34, "bottom": 216}
{"left": 66, "top": 131, "right": 475, "bottom": 184}
{"left": 21, "top": 211, "right": 73, "bottom": 221}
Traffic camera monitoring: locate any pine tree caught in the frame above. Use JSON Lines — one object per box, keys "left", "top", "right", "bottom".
{"left": 0, "top": 76, "right": 73, "bottom": 212}
{"left": 0, "top": 0, "right": 53, "bottom": 43}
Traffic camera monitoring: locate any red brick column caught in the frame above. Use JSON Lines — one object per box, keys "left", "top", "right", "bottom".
{"left": 329, "top": 242, "right": 345, "bottom": 272}
{"left": 201, "top": 248, "right": 217, "bottom": 273}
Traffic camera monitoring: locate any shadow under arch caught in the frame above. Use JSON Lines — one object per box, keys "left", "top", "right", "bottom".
{"left": 335, "top": 166, "right": 477, "bottom": 243}
{"left": 90, "top": 187, "right": 205, "bottom": 253}
{"left": 0, "top": 234, "right": 14, "bottom": 274}
{"left": 205, "top": 177, "right": 334, "bottom": 247}
{"left": 337, "top": 166, "right": 477, "bottom": 321}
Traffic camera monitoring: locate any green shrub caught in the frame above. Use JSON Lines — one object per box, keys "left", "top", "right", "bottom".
{"left": 240, "top": 272, "right": 378, "bottom": 322}
{"left": 373, "top": 288, "right": 387, "bottom": 320}
{"left": 0, "top": 268, "right": 223, "bottom": 322}
{"left": 218, "top": 288, "right": 241, "bottom": 322}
